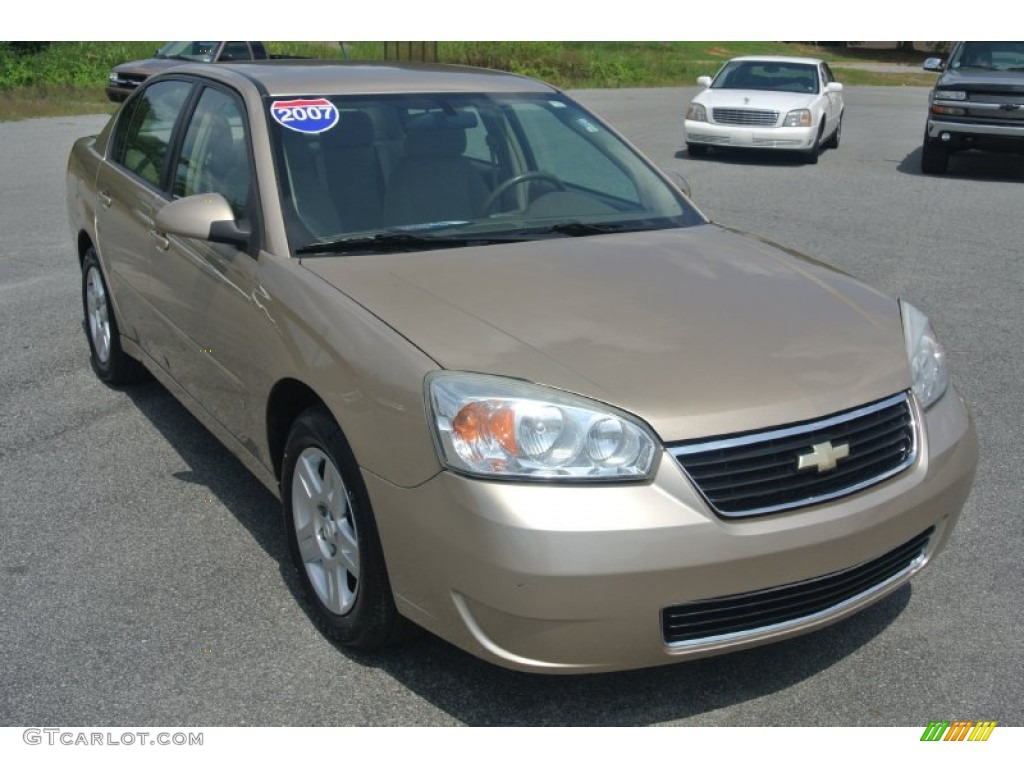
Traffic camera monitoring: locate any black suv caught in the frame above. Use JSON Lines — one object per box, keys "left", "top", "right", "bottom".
{"left": 921, "top": 41, "right": 1024, "bottom": 174}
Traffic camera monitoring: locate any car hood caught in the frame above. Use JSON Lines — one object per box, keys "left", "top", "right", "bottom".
{"left": 112, "top": 58, "right": 180, "bottom": 76}
{"left": 302, "top": 225, "right": 910, "bottom": 442}
{"left": 695, "top": 88, "right": 816, "bottom": 112}
{"left": 938, "top": 68, "right": 1024, "bottom": 93}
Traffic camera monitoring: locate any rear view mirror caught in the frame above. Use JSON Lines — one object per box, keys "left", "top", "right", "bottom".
{"left": 923, "top": 57, "right": 945, "bottom": 72}
{"left": 697, "top": 76, "right": 712, "bottom": 88}
{"left": 668, "top": 171, "right": 692, "bottom": 199}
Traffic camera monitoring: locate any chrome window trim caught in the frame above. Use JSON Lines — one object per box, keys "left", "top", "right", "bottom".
{"left": 668, "top": 392, "right": 918, "bottom": 517}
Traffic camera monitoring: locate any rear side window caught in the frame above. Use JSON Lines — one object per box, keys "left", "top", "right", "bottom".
{"left": 115, "top": 79, "right": 193, "bottom": 187}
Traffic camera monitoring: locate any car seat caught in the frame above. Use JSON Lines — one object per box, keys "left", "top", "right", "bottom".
{"left": 382, "top": 111, "right": 489, "bottom": 227}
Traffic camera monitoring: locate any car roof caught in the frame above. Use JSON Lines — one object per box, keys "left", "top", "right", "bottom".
{"left": 160, "top": 60, "right": 559, "bottom": 97}
{"left": 725, "top": 55, "right": 825, "bottom": 66}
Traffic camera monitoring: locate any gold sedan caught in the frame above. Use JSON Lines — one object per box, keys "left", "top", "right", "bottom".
{"left": 66, "top": 61, "right": 977, "bottom": 673}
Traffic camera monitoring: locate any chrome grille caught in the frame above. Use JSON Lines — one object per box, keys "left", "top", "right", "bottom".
{"left": 669, "top": 393, "right": 916, "bottom": 518}
{"left": 712, "top": 108, "right": 779, "bottom": 126}
{"left": 662, "top": 527, "right": 934, "bottom": 646}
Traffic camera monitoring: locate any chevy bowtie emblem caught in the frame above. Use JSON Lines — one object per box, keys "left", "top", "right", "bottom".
{"left": 999, "top": 103, "right": 1022, "bottom": 111}
{"left": 797, "top": 441, "right": 850, "bottom": 473}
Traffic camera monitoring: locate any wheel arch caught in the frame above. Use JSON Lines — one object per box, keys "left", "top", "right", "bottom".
{"left": 266, "top": 378, "right": 332, "bottom": 483}
{"left": 76, "top": 230, "right": 95, "bottom": 268}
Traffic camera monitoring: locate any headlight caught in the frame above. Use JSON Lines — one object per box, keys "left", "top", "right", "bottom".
{"left": 933, "top": 90, "right": 967, "bottom": 101}
{"left": 426, "top": 372, "right": 658, "bottom": 481}
{"left": 783, "top": 109, "right": 811, "bottom": 127}
{"left": 930, "top": 104, "right": 966, "bottom": 116}
{"left": 686, "top": 103, "right": 707, "bottom": 122}
{"left": 108, "top": 71, "right": 119, "bottom": 85}
{"left": 900, "top": 300, "right": 949, "bottom": 409}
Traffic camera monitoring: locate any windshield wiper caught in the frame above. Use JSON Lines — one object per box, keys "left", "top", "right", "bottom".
{"left": 516, "top": 220, "right": 666, "bottom": 238}
{"left": 296, "top": 231, "right": 532, "bottom": 255}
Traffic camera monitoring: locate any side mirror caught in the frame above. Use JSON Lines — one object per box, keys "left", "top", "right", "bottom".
{"left": 826, "top": 82, "right": 843, "bottom": 93}
{"left": 697, "top": 76, "right": 712, "bottom": 88}
{"left": 923, "top": 57, "right": 945, "bottom": 72}
{"left": 668, "top": 171, "right": 692, "bottom": 199}
{"left": 155, "top": 193, "right": 251, "bottom": 249}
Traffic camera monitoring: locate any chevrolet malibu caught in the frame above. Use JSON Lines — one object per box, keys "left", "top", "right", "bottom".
{"left": 685, "top": 55, "right": 844, "bottom": 163}
{"left": 66, "top": 61, "right": 977, "bottom": 673}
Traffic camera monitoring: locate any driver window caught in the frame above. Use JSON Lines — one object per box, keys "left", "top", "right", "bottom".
{"left": 173, "top": 87, "right": 252, "bottom": 219}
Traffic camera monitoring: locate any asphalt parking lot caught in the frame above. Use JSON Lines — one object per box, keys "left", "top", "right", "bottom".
{"left": 0, "top": 85, "right": 1021, "bottom": 726}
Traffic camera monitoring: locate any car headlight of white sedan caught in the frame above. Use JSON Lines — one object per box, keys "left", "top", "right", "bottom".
{"left": 685, "top": 102, "right": 707, "bottom": 122}
{"left": 783, "top": 109, "right": 812, "bottom": 127}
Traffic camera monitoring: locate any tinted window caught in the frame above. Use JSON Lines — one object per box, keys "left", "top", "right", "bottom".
{"left": 156, "top": 41, "right": 219, "bottom": 62}
{"left": 173, "top": 87, "right": 251, "bottom": 219}
{"left": 117, "top": 79, "right": 193, "bottom": 187}
{"left": 221, "top": 42, "right": 252, "bottom": 61}
{"left": 950, "top": 41, "right": 1024, "bottom": 71}
{"left": 712, "top": 61, "right": 819, "bottom": 94}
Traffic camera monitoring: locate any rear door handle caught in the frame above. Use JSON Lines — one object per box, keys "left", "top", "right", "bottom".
{"left": 98, "top": 190, "right": 113, "bottom": 209}
{"left": 149, "top": 229, "right": 170, "bottom": 252}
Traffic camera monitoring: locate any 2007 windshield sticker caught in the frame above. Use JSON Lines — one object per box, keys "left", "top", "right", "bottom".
{"left": 270, "top": 98, "right": 339, "bottom": 134}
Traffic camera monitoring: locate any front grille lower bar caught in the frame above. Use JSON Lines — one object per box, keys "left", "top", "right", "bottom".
{"left": 662, "top": 526, "right": 934, "bottom": 646}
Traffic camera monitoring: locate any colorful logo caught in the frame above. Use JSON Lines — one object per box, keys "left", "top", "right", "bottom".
{"left": 920, "top": 720, "right": 997, "bottom": 741}
{"left": 270, "top": 98, "right": 339, "bottom": 134}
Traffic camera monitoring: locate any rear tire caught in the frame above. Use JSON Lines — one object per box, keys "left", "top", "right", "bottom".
{"left": 81, "top": 247, "right": 145, "bottom": 385}
{"left": 921, "top": 133, "right": 949, "bottom": 174}
{"left": 282, "top": 406, "right": 412, "bottom": 649}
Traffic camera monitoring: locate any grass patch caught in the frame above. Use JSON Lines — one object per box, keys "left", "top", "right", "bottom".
{"left": 1, "top": 41, "right": 938, "bottom": 122}
{"left": 0, "top": 85, "right": 113, "bottom": 121}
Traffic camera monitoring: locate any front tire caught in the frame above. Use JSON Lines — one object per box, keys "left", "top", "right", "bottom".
{"left": 282, "top": 406, "right": 409, "bottom": 649}
{"left": 687, "top": 143, "right": 709, "bottom": 157}
{"left": 824, "top": 112, "right": 842, "bottom": 150}
{"left": 81, "top": 247, "right": 145, "bottom": 385}
{"left": 804, "top": 122, "right": 824, "bottom": 164}
{"left": 921, "top": 133, "right": 949, "bottom": 174}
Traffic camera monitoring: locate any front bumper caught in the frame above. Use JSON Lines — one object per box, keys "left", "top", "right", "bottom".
{"left": 685, "top": 119, "right": 816, "bottom": 150}
{"left": 368, "top": 389, "right": 978, "bottom": 673}
{"left": 104, "top": 85, "right": 133, "bottom": 103}
{"left": 926, "top": 117, "right": 1024, "bottom": 153}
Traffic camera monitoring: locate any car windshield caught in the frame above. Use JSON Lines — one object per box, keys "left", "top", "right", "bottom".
{"left": 155, "top": 41, "right": 220, "bottom": 63}
{"left": 711, "top": 61, "right": 819, "bottom": 94}
{"left": 949, "top": 41, "right": 1024, "bottom": 71}
{"left": 266, "top": 92, "right": 703, "bottom": 255}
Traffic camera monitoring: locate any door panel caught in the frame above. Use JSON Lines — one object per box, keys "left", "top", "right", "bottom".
{"left": 146, "top": 86, "right": 258, "bottom": 438}
{"left": 94, "top": 79, "right": 193, "bottom": 347}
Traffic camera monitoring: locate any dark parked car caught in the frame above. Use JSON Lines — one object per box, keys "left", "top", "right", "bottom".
{"left": 106, "top": 41, "right": 272, "bottom": 102}
{"left": 921, "top": 41, "right": 1024, "bottom": 174}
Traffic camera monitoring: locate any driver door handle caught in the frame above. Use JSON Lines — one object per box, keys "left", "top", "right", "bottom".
{"left": 149, "top": 229, "right": 170, "bottom": 252}
{"left": 98, "top": 190, "right": 113, "bottom": 209}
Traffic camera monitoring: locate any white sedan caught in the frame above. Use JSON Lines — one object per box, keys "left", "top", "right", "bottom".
{"left": 684, "top": 56, "right": 844, "bottom": 164}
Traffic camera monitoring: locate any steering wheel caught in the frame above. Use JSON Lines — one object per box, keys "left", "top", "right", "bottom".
{"left": 480, "top": 171, "right": 566, "bottom": 215}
